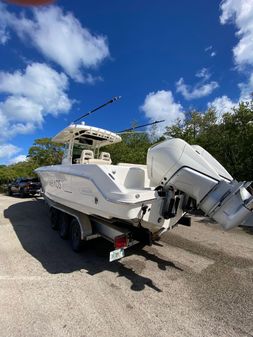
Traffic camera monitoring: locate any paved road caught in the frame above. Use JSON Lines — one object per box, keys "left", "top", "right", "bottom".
{"left": 0, "top": 194, "right": 253, "bottom": 337}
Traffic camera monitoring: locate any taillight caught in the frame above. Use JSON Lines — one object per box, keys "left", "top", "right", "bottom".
{"left": 114, "top": 235, "right": 128, "bottom": 249}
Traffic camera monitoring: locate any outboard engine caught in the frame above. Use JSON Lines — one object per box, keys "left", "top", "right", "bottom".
{"left": 147, "top": 138, "right": 253, "bottom": 230}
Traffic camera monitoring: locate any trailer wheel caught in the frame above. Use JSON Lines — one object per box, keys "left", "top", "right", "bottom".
{"left": 58, "top": 212, "right": 70, "bottom": 239}
{"left": 49, "top": 207, "right": 59, "bottom": 230}
{"left": 70, "top": 219, "right": 83, "bottom": 252}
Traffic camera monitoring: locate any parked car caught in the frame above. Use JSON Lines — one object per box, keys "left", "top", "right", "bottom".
{"left": 8, "top": 177, "right": 41, "bottom": 197}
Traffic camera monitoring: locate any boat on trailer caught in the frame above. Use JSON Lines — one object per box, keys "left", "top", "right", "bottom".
{"left": 36, "top": 122, "right": 253, "bottom": 261}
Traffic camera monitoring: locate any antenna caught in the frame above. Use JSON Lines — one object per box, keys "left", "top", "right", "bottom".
{"left": 72, "top": 96, "right": 122, "bottom": 124}
{"left": 118, "top": 120, "right": 165, "bottom": 133}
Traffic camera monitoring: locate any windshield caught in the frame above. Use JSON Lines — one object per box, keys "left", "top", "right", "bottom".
{"left": 72, "top": 143, "right": 90, "bottom": 163}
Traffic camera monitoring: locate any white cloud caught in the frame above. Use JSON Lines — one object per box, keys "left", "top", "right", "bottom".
{"left": 0, "top": 144, "right": 21, "bottom": 159}
{"left": 8, "top": 154, "right": 27, "bottom": 164}
{"left": 0, "top": 27, "right": 9, "bottom": 44}
{"left": 205, "top": 46, "right": 213, "bottom": 52}
{"left": 204, "top": 45, "right": 217, "bottom": 57}
{"left": 207, "top": 74, "right": 253, "bottom": 120}
{"left": 0, "top": 4, "right": 9, "bottom": 45}
{"left": 239, "top": 72, "right": 253, "bottom": 100}
{"left": 0, "top": 62, "right": 71, "bottom": 115}
{"left": 140, "top": 90, "right": 185, "bottom": 134}
{"left": 216, "top": 1, "right": 253, "bottom": 110}
{"left": 0, "top": 4, "right": 109, "bottom": 82}
{"left": 195, "top": 67, "right": 211, "bottom": 81}
{"left": 220, "top": 0, "right": 253, "bottom": 69}
{"left": 176, "top": 72, "right": 219, "bottom": 100}
{"left": 1, "top": 96, "right": 43, "bottom": 124}
{"left": 0, "top": 115, "right": 37, "bottom": 140}
{"left": 208, "top": 95, "right": 237, "bottom": 120}
{"left": 0, "top": 62, "right": 72, "bottom": 140}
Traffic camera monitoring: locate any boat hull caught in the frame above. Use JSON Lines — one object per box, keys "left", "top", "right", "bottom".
{"left": 36, "top": 164, "right": 184, "bottom": 229}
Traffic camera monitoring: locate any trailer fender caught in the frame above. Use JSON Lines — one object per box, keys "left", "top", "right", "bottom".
{"left": 76, "top": 213, "right": 92, "bottom": 239}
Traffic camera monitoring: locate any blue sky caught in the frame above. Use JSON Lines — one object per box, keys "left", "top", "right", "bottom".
{"left": 0, "top": 0, "right": 252, "bottom": 164}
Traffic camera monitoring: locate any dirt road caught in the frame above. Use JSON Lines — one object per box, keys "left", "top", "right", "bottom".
{"left": 0, "top": 194, "right": 253, "bottom": 337}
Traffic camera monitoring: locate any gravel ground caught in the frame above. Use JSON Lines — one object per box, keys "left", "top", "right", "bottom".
{"left": 0, "top": 194, "right": 253, "bottom": 337}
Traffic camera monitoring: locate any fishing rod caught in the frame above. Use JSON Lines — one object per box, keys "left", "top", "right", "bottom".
{"left": 118, "top": 119, "right": 165, "bottom": 133}
{"left": 72, "top": 96, "right": 122, "bottom": 124}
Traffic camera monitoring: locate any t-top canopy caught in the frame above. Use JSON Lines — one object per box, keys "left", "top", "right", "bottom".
{"left": 52, "top": 123, "right": 122, "bottom": 147}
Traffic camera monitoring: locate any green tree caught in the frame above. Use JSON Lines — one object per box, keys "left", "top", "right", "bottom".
{"left": 0, "top": 138, "right": 64, "bottom": 186}
{"left": 215, "top": 101, "right": 253, "bottom": 179}
{"left": 163, "top": 100, "right": 253, "bottom": 181}
{"left": 165, "top": 110, "right": 217, "bottom": 144}
{"left": 0, "top": 160, "right": 36, "bottom": 185}
{"left": 28, "top": 138, "right": 64, "bottom": 166}
{"left": 102, "top": 132, "right": 152, "bottom": 164}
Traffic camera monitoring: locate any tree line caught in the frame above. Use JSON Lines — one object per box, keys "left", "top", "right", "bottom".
{"left": 0, "top": 99, "right": 253, "bottom": 185}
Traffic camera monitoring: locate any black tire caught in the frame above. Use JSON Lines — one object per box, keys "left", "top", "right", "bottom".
{"left": 49, "top": 207, "right": 59, "bottom": 230}
{"left": 8, "top": 188, "right": 12, "bottom": 196}
{"left": 70, "top": 219, "right": 83, "bottom": 252}
{"left": 58, "top": 212, "right": 70, "bottom": 239}
{"left": 20, "top": 188, "right": 27, "bottom": 198}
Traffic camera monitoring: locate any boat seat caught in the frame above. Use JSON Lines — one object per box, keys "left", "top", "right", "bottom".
{"left": 99, "top": 152, "right": 112, "bottom": 164}
{"left": 80, "top": 150, "right": 94, "bottom": 164}
{"left": 124, "top": 167, "right": 145, "bottom": 189}
{"left": 79, "top": 149, "right": 111, "bottom": 165}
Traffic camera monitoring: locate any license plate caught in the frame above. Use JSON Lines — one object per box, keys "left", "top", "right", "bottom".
{"left": 109, "top": 248, "right": 125, "bottom": 262}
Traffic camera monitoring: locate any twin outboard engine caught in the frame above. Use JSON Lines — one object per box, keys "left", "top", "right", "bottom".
{"left": 147, "top": 138, "right": 253, "bottom": 230}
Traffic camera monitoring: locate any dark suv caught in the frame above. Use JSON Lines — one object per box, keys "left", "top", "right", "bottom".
{"left": 8, "top": 177, "right": 41, "bottom": 197}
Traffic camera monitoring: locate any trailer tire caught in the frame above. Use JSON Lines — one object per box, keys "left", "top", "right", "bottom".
{"left": 70, "top": 218, "right": 83, "bottom": 252}
{"left": 49, "top": 207, "right": 59, "bottom": 230}
{"left": 58, "top": 212, "right": 70, "bottom": 239}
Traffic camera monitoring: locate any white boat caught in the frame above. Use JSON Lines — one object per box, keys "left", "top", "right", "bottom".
{"left": 36, "top": 123, "right": 185, "bottom": 231}
{"left": 36, "top": 122, "right": 253, "bottom": 259}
